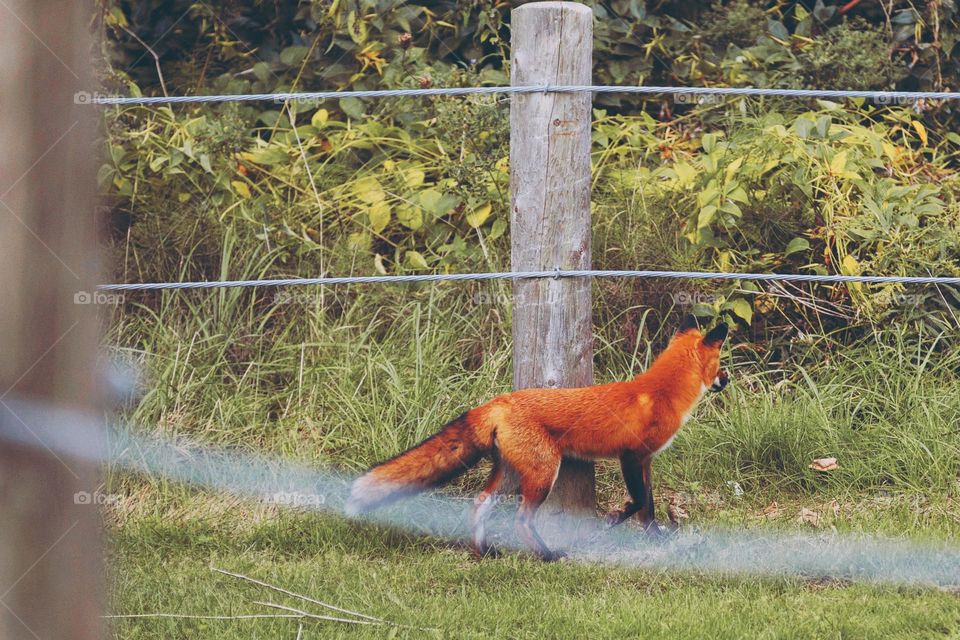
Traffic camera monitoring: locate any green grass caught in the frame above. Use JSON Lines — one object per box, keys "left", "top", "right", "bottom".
{"left": 108, "top": 509, "right": 960, "bottom": 639}
{"left": 104, "top": 286, "right": 960, "bottom": 638}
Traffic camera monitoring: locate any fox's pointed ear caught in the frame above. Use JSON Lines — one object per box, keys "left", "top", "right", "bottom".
{"left": 678, "top": 313, "right": 700, "bottom": 334}
{"left": 704, "top": 323, "right": 729, "bottom": 347}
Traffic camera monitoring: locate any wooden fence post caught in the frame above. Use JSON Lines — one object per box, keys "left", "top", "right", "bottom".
{"left": 510, "top": 2, "right": 595, "bottom": 532}
{"left": 0, "top": 1, "right": 102, "bottom": 637}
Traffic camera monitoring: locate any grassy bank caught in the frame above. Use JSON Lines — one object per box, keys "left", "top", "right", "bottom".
{"left": 101, "top": 285, "right": 960, "bottom": 637}
{"left": 108, "top": 506, "right": 960, "bottom": 639}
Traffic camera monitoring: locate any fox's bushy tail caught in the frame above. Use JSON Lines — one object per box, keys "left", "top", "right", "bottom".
{"left": 344, "top": 412, "right": 491, "bottom": 516}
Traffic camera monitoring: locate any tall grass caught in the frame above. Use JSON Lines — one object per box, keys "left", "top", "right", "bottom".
{"left": 108, "top": 275, "right": 960, "bottom": 503}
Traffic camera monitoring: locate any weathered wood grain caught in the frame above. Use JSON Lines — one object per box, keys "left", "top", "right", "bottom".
{"left": 0, "top": 2, "right": 103, "bottom": 637}
{"left": 510, "top": 2, "right": 596, "bottom": 525}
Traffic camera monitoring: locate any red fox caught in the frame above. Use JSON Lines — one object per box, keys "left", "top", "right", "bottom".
{"left": 345, "top": 315, "right": 729, "bottom": 560}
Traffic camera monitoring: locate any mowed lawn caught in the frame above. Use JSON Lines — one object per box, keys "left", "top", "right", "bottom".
{"left": 107, "top": 490, "right": 960, "bottom": 639}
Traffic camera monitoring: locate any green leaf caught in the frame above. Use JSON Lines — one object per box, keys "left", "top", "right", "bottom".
{"left": 794, "top": 118, "right": 815, "bottom": 139}
{"left": 767, "top": 19, "right": 790, "bottom": 41}
{"left": 489, "top": 218, "right": 507, "bottom": 240}
{"left": 727, "top": 185, "right": 749, "bottom": 204}
{"left": 352, "top": 177, "right": 385, "bottom": 204}
{"left": 725, "top": 298, "right": 753, "bottom": 324}
{"left": 724, "top": 157, "right": 744, "bottom": 182}
{"left": 698, "top": 204, "right": 717, "bottom": 228}
{"left": 258, "top": 111, "right": 286, "bottom": 128}
{"left": 719, "top": 200, "right": 742, "bottom": 218}
{"left": 702, "top": 132, "right": 718, "bottom": 154}
{"left": 280, "top": 45, "right": 310, "bottom": 67}
{"left": 339, "top": 97, "right": 365, "bottom": 120}
{"left": 830, "top": 150, "right": 848, "bottom": 175}
{"left": 784, "top": 237, "right": 810, "bottom": 256}
{"left": 347, "top": 232, "right": 370, "bottom": 251}
{"left": 419, "top": 188, "right": 443, "bottom": 213}
{"left": 253, "top": 62, "right": 272, "bottom": 84}
{"left": 815, "top": 115, "right": 831, "bottom": 138}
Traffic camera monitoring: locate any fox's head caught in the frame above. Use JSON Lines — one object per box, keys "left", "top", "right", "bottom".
{"left": 677, "top": 314, "right": 729, "bottom": 393}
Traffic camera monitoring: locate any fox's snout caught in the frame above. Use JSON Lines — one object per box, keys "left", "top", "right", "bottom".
{"left": 710, "top": 370, "right": 729, "bottom": 392}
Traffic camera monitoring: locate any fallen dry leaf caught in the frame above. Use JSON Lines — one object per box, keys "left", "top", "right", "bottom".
{"left": 759, "top": 501, "right": 783, "bottom": 520}
{"left": 809, "top": 457, "right": 839, "bottom": 472}
{"left": 667, "top": 502, "right": 689, "bottom": 524}
{"left": 798, "top": 507, "right": 821, "bottom": 527}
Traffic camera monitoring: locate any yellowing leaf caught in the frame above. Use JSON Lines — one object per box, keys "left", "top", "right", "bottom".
{"left": 352, "top": 176, "right": 385, "bottom": 204}
{"left": 373, "top": 253, "right": 387, "bottom": 274}
{"left": 242, "top": 147, "right": 289, "bottom": 166}
{"left": 311, "top": 109, "right": 329, "bottom": 128}
{"left": 367, "top": 201, "right": 391, "bottom": 234}
{"left": 396, "top": 204, "right": 423, "bottom": 230}
{"left": 346, "top": 232, "right": 369, "bottom": 251}
{"left": 673, "top": 161, "right": 697, "bottom": 187}
{"left": 724, "top": 157, "right": 744, "bottom": 182}
{"left": 405, "top": 250, "right": 429, "bottom": 270}
{"left": 829, "top": 150, "right": 848, "bottom": 176}
{"left": 912, "top": 120, "right": 928, "bottom": 146}
{"left": 231, "top": 181, "right": 251, "bottom": 199}
{"left": 842, "top": 254, "right": 862, "bottom": 292}
{"left": 405, "top": 168, "right": 425, "bottom": 188}
{"left": 466, "top": 203, "right": 492, "bottom": 228}
{"left": 841, "top": 254, "right": 860, "bottom": 275}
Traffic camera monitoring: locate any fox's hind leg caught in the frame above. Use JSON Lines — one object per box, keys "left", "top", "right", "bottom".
{"left": 469, "top": 456, "right": 517, "bottom": 558}
{"left": 504, "top": 444, "right": 562, "bottom": 561}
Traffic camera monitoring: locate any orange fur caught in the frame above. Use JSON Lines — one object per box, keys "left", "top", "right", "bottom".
{"left": 345, "top": 317, "right": 729, "bottom": 560}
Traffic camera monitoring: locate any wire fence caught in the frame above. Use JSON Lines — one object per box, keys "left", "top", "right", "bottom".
{"left": 96, "top": 269, "right": 960, "bottom": 292}
{"left": 81, "top": 84, "right": 960, "bottom": 105}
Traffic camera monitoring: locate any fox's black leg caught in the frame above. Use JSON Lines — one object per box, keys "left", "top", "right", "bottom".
{"left": 605, "top": 450, "right": 656, "bottom": 529}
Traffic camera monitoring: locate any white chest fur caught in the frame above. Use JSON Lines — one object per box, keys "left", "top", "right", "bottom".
{"left": 659, "top": 383, "right": 708, "bottom": 455}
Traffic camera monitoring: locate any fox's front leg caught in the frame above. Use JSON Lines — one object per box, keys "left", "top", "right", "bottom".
{"left": 605, "top": 450, "right": 665, "bottom": 535}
